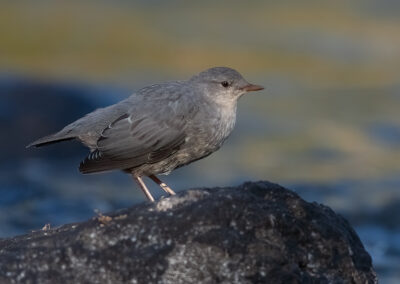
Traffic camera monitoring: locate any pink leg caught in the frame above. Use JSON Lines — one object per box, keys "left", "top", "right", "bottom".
{"left": 132, "top": 175, "right": 155, "bottom": 202}
{"left": 149, "top": 175, "right": 176, "bottom": 196}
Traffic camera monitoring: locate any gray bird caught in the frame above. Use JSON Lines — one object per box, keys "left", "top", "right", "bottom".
{"left": 28, "top": 67, "right": 264, "bottom": 201}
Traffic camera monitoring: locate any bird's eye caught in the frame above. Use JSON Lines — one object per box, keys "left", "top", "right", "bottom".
{"left": 221, "top": 81, "right": 230, "bottom": 88}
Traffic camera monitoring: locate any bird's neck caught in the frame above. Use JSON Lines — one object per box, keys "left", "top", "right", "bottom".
{"left": 204, "top": 97, "right": 238, "bottom": 146}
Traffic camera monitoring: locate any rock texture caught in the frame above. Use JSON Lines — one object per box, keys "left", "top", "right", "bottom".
{"left": 0, "top": 181, "right": 376, "bottom": 283}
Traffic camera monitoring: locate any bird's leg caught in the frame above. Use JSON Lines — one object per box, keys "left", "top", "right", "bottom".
{"left": 149, "top": 175, "right": 176, "bottom": 196}
{"left": 132, "top": 175, "right": 155, "bottom": 202}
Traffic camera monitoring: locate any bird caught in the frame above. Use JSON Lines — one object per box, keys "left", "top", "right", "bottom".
{"left": 27, "top": 67, "right": 264, "bottom": 202}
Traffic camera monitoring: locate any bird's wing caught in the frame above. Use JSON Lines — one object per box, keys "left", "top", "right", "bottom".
{"left": 79, "top": 89, "right": 198, "bottom": 174}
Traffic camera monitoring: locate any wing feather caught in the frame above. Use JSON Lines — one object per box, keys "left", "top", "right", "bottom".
{"left": 79, "top": 91, "right": 198, "bottom": 173}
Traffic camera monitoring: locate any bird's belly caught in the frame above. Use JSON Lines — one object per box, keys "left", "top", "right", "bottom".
{"left": 131, "top": 128, "right": 232, "bottom": 177}
{"left": 162, "top": 118, "right": 236, "bottom": 171}
{"left": 131, "top": 109, "right": 236, "bottom": 177}
{"left": 130, "top": 151, "right": 201, "bottom": 177}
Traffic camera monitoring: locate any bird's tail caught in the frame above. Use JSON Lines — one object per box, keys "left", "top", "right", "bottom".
{"left": 26, "top": 132, "right": 76, "bottom": 148}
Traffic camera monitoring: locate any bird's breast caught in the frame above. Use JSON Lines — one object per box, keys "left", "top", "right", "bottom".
{"left": 213, "top": 104, "right": 237, "bottom": 143}
{"left": 187, "top": 101, "right": 237, "bottom": 152}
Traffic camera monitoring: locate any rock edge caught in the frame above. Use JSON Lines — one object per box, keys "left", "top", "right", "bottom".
{"left": 0, "top": 181, "right": 377, "bottom": 283}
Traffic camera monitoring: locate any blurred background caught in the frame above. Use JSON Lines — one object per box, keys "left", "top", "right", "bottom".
{"left": 1, "top": 0, "right": 399, "bottom": 282}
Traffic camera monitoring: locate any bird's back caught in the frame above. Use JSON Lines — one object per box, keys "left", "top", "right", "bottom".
{"left": 30, "top": 81, "right": 186, "bottom": 149}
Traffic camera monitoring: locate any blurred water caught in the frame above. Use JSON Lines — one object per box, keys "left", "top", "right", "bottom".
{"left": 1, "top": 0, "right": 400, "bottom": 282}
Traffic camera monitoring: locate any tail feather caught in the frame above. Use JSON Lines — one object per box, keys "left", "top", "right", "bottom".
{"left": 26, "top": 133, "right": 75, "bottom": 148}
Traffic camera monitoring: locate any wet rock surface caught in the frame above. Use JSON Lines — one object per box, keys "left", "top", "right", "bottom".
{"left": 0, "top": 181, "right": 376, "bottom": 283}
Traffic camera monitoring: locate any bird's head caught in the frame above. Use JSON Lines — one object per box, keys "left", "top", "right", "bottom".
{"left": 189, "top": 67, "right": 264, "bottom": 102}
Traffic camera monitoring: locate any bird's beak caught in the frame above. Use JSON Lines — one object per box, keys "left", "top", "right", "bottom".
{"left": 239, "top": 83, "right": 264, "bottom": 92}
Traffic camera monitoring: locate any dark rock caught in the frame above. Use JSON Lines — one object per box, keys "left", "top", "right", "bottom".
{"left": 0, "top": 181, "right": 377, "bottom": 283}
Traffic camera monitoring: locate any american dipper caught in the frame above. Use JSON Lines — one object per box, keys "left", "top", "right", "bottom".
{"left": 28, "top": 67, "right": 264, "bottom": 201}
